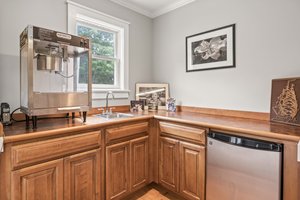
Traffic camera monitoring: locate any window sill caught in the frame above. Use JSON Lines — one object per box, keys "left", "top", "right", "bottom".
{"left": 92, "top": 89, "right": 130, "bottom": 100}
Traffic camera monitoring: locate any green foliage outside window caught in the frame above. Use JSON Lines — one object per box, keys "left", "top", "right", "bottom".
{"left": 77, "top": 24, "right": 115, "bottom": 85}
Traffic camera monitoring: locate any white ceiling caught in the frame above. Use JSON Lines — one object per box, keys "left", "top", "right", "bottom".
{"left": 110, "top": 0, "right": 196, "bottom": 18}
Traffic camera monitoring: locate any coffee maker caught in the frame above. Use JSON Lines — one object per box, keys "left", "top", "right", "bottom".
{"left": 20, "top": 25, "right": 92, "bottom": 128}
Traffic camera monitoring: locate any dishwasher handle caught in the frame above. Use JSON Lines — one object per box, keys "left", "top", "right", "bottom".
{"left": 208, "top": 131, "right": 282, "bottom": 152}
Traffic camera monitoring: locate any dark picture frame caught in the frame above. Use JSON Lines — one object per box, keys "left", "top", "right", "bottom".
{"left": 130, "top": 100, "right": 145, "bottom": 112}
{"left": 186, "top": 24, "right": 236, "bottom": 72}
{"left": 270, "top": 77, "right": 300, "bottom": 126}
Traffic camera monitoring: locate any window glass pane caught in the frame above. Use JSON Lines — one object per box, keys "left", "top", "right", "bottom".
{"left": 77, "top": 24, "right": 115, "bottom": 57}
{"left": 92, "top": 59, "right": 115, "bottom": 85}
{"left": 78, "top": 57, "right": 115, "bottom": 85}
{"left": 79, "top": 55, "right": 88, "bottom": 84}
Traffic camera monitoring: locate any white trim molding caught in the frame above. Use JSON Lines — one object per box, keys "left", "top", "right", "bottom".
{"left": 67, "top": 0, "right": 130, "bottom": 25}
{"left": 92, "top": 89, "right": 130, "bottom": 100}
{"left": 110, "top": 0, "right": 195, "bottom": 18}
{"left": 110, "top": 0, "right": 152, "bottom": 18}
{"left": 152, "top": 0, "right": 196, "bottom": 18}
{"left": 67, "top": 0, "right": 130, "bottom": 103}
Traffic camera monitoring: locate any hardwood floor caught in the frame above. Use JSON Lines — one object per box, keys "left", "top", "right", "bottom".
{"left": 124, "top": 183, "right": 185, "bottom": 200}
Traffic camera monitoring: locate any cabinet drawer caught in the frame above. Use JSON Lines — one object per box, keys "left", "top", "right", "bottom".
{"left": 105, "top": 122, "right": 148, "bottom": 144}
{"left": 159, "top": 122, "right": 206, "bottom": 145}
{"left": 11, "top": 131, "right": 101, "bottom": 169}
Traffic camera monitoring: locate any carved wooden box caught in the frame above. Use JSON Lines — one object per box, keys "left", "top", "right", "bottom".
{"left": 270, "top": 77, "right": 300, "bottom": 126}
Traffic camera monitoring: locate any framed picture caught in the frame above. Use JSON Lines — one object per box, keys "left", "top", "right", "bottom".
{"left": 186, "top": 24, "right": 236, "bottom": 72}
{"left": 130, "top": 100, "right": 144, "bottom": 112}
{"left": 270, "top": 77, "right": 300, "bottom": 126}
{"left": 135, "top": 83, "right": 169, "bottom": 110}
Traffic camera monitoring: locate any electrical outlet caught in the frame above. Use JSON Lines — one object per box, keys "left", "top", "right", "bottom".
{"left": 0, "top": 137, "right": 3, "bottom": 153}
{"left": 298, "top": 141, "right": 300, "bottom": 162}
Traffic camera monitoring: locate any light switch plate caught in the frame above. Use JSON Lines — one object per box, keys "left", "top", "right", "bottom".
{"left": 0, "top": 137, "right": 3, "bottom": 153}
{"left": 298, "top": 141, "right": 300, "bottom": 162}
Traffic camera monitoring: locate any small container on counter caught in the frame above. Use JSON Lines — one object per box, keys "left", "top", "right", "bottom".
{"left": 166, "top": 98, "right": 176, "bottom": 112}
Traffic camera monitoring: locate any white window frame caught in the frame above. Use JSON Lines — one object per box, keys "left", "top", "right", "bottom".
{"left": 67, "top": 0, "right": 130, "bottom": 99}
{"left": 76, "top": 21, "right": 120, "bottom": 89}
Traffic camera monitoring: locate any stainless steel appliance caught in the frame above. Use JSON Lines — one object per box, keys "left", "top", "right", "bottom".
{"left": 206, "top": 131, "right": 282, "bottom": 200}
{"left": 20, "top": 25, "right": 92, "bottom": 128}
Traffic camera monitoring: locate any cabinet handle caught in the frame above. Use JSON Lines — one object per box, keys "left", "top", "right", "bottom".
{"left": 57, "top": 107, "right": 81, "bottom": 111}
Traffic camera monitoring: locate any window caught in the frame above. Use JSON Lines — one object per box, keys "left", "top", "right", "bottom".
{"left": 67, "top": 0, "right": 129, "bottom": 98}
{"left": 77, "top": 21, "right": 118, "bottom": 88}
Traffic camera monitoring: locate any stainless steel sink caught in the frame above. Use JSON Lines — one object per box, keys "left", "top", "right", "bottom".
{"left": 95, "top": 112, "right": 134, "bottom": 119}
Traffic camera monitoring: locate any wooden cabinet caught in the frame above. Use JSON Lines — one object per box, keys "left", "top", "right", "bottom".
{"left": 12, "top": 148, "right": 102, "bottom": 200}
{"left": 105, "top": 122, "right": 149, "bottom": 200}
{"left": 180, "top": 142, "right": 205, "bottom": 200}
{"left": 11, "top": 131, "right": 101, "bottom": 169}
{"left": 64, "top": 149, "right": 101, "bottom": 200}
{"left": 106, "top": 136, "right": 150, "bottom": 200}
{"left": 159, "top": 122, "right": 206, "bottom": 200}
{"left": 10, "top": 131, "right": 102, "bottom": 200}
{"left": 159, "top": 137, "right": 179, "bottom": 192}
{"left": 2, "top": 115, "right": 300, "bottom": 200}
{"left": 131, "top": 136, "right": 149, "bottom": 191}
{"left": 12, "top": 159, "right": 64, "bottom": 200}
{"left": 106, "top": 141, "right": 130, "bottom": 200}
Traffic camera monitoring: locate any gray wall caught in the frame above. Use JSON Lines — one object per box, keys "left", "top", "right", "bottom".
{"left": 152, "top": 0, "right": 300, "bottom": 112}
{"left": 0, "top": 0, "right": 153, "bottom": 110}
{"left": 1, "top": 0, "right": 300, "bottom": 113}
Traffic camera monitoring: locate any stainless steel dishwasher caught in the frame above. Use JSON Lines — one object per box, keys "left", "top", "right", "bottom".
{"left": 206, "top": 131, "right": 282, "bottom": 200}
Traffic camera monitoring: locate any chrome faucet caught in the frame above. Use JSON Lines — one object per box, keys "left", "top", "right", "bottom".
{"left": 105, "top": 91, "right": 115, "bottom": 114}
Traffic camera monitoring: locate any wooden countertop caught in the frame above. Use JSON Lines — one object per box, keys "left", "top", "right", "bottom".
{"left": 154, "top": 111, "right": 300, "bottom": 142}
{"left": 2, "top": 110, "right": 300, "bottom": 143}
{"left": 3, "top": 113, "right": 152, "bottom": 143}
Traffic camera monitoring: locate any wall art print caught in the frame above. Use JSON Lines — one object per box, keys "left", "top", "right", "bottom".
{"left": 135, "top": 83, "right": 169, "bottom": 111}
{"left": 186, "top": 24, "right": 236, "bottom": 72}
{"left": 130, "top": 100, "right": 145, "bottom": 112}
{"left": 270, "top": 77, "right": 300, "bottom": 126}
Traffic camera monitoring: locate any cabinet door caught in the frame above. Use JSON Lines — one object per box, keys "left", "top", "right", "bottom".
{"left": 159, "top": 137, "right": 179, "bottom": 192}
{"left": 130, "top": 136, "right": 149, "bottom": 191}
{"left": 64, "top": 149, "right": 101, "bottom": 200}
{"left": 180, "top": 142, "right": 205, "bottom": 200}
{"left": 11, "top": 159, "right": 63, "bottom": 200}
{"left": 106, "top": 141, "right": 130, "bottom": 200}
